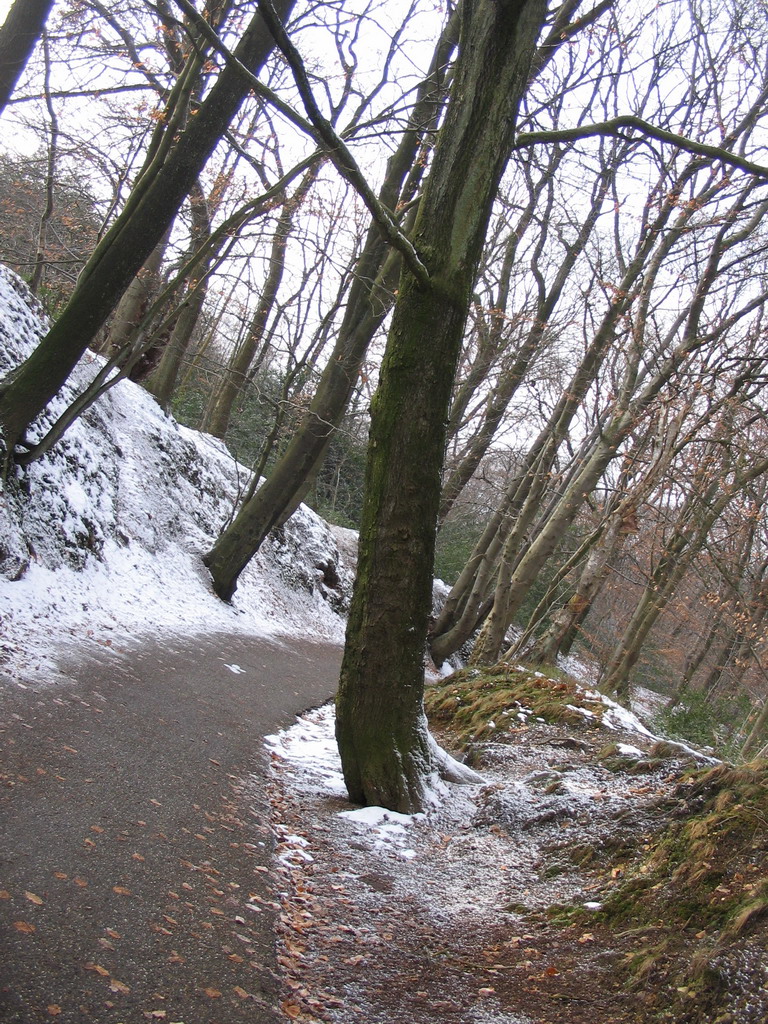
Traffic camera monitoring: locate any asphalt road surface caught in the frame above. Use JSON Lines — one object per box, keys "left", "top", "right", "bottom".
{"left": 0, "top": 630, "right": 341, "bottom": 1024}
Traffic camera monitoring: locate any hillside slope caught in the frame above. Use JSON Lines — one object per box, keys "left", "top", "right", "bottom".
{"left": 0, "top": 267, "right": 353, "bottom": 685}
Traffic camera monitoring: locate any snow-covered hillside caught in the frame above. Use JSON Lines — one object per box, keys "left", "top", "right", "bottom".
{"left": 0, "top": 266, "right": 354, "bottom": 684}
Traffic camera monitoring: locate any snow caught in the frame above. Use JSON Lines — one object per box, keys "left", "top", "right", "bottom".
{"left": 265, "top": 704, "right": 349, "bottom": 800}
{"left": 267, "top": 685, "right": 687, "bottom": 893}
{"left": 0, "top": 266, "right": 354, "bottom": 686}
{"left": 616, "top": 742, "right": 644, "bottom": 756}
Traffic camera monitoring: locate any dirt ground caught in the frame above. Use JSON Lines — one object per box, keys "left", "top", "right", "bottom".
{"left": 266, "top": 709, "right": 706, "bottom": 1024}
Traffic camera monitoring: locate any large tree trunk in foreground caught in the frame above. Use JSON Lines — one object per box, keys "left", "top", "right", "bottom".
{"left": 335, "top": 0, "right": 547, "bottom": 812}
{"left": 0, "top": 0, "right": 294, "bottom": 466}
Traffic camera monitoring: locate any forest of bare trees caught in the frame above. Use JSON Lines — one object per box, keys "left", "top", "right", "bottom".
{"left": 1, "top": 0, "right": 768, "bottom": 809}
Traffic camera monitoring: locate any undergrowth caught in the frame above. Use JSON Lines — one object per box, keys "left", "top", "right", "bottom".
{"left": 595, "top": 760, "right": 768, "bottom": 1022}
{"left": 651, "top": 689, "right": 751, "bottom": 760}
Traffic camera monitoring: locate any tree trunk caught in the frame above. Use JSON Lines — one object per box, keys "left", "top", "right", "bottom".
{"left": 472, "top": 433, "right": 620, "bottom": 666}
{"left": 439, "top": 157, "right": 612, "bottom": 524}
{"left": 202, "top": 171, "right": 318, "bottom": 438}
{"left": 97, "top": 229, "right": 171, "bottom": 356}
{"left": 666, "top": 614, "right": 722, "bottom": 710}
{"left": 741, "top": 698, "right": 768, "bottom": 760}
{"left": 203, "top": 13, "right": 460, "bottom": 599}
{"left": 525, "top": 514, "right": 625, "bottom": 665}
{"left": 0, "top": 0, "right": 55, "bottom": 113}
{"left": 0, "top": 0, "right": 296, "bottom": 465}
{"left": 145, "top": 186, "right": 214, "bottom": 408}
{"left": 336, "top": 0, "right": 547, "bottom": 812}
{"left": 599, "top": 477, "right": 730, "bottom": 700}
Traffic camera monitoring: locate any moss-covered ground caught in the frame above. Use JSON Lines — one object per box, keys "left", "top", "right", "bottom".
{"left": 589, "top": 760, "right": 768, "bottom": 1021}
{"left": 425, "top": 661, "right": 605, "bottom": 747}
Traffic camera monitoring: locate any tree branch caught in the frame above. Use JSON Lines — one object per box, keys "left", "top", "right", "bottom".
{"left": 516, "top": 116, "right": 768, "bottom": 180}
{"left": 170, "top": 0, "right": 430, "bottom": 286}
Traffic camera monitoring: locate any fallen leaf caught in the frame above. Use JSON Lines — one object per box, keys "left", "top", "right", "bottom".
{"left": 132, "top": 853, "right": 145, "bottom": 862}
{"left": 544, "top": 966, "right": 560, "bottom": 976}
{"left": 53, "top": 872, "right": 68, "bottom": 880}
{"left": 62, "top": 745, "right": 78, "bottom": 754}
{"left": 150, "top": 799, "right": 162, "bottom": 807}
{"left": 228, "top": 954, "right": 244, "bottom": 964}
{"left": 233, "top": 986, "right": 249, "bottom": 999}
{"left": 109, "top": 978, "right": 130, "bottom": 994}
{"left": 0, "top": 890, "right": 10, "bottom": 899}
{"left": 84, "top": 963, "right": 110, "bottom": 977}
{"left": 203, "top": 987, "right": 222, "bottom": 998}
{"left": 25, "top": 891, "right": 44, "bottom": 905}
{"left": 13, "top": 921, "right": 36, "bottom": 934}
{"left": 578, "top": 932, "right": 595, "bottom": 944}
{"left": 210, "top": 908, "right": 224, "bottom": 916}
{"left": 47, "top": 1005, "right": 62, "bottom": 1016}
{"left": 90, "top": 825, "right": 104, "bottom": 834}
{"left": 105, "top": 928, "right": 121, "bottom": 939}
{"left": 112, "top": 886, "right": 131, "bottom": 896}
{"left": 98, "top": 938, "right": 115, "bottom": 951}
{"left": 74, "top": 878, "right": 88, "bottom": 888}
{"left": 281, "top": 1003, "right": 301, "bottom": 1019}
{"left": 167, "top": 951, "right": 185, "bottom": 965}
{"left": 478, "top": 987, "right": 495, "bottom": 995}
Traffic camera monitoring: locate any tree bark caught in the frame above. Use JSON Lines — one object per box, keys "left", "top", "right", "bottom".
{"left": 97, "top": 229, "right": 171, "bottom": 357}
{"left": 336, "top": 0, "right": 548, "bottom": 812}
{"left": 202, "top": 169, "right": 319, "bottom": 438}
{"left": 525, "top": 514, "right": 625, "bottom": 665}
{"left": 146, "top": 182, "right": 214, "bottom": 408}
{"left": 0, "top": 0, "right": 55, "bottom": 113}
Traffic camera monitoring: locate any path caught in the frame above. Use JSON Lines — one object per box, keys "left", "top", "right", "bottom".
{"left": 0, "top": 630, "right": 341, "bottom": 1024}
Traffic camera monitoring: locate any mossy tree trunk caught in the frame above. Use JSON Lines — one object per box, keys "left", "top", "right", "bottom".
{"left": 335, "top": 0, "right": 548, "bottom": 812}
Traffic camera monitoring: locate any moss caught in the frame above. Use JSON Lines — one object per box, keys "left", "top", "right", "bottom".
{"left": 589, "top": 760, "right": 768, "bottom": 1019}
{"left": 424, "top": 662, "right": 604, "bottom": 747}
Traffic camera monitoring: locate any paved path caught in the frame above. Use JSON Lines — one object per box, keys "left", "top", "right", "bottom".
{"left": 0, "top": 631, "right": 341, "bottom": 1024}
